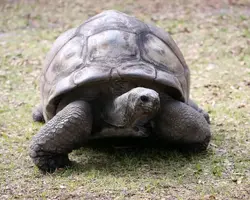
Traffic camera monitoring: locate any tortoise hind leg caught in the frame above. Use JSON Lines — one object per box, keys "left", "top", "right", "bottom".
{"left": 29, "top": 100, "right": 92, "bottom": 173}
{"left": 154, "top": 98, "right": 211, "bottom": 152}
{"left": 32, "top": 104, "right": 45, "bottom": 123}
{"left": 188, "top": 99, "right": 210, "bottom": 124}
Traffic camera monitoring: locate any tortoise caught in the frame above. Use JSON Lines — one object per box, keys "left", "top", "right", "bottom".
{"left": 30, "top": 10, "right": 211, "bottom": 172}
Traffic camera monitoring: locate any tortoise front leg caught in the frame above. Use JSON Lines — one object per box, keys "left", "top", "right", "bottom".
{"left": 29, "top": 100, "right": 92, "bottom": 173}
{"left": 154, "top": 98, "right": 211, "bottom": 152}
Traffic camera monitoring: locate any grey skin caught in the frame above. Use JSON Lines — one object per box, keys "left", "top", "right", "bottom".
{"left": 30, "top": 85, "right": 210, "bottom": 172}
{"left": 30, "top": 86, "right": 161, "bottom": 172}
{"left": 30, "top": 10, "right": 211, "bottom": 173}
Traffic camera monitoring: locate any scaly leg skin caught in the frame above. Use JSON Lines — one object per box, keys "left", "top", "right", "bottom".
{"left": 154, "top": 98, "right": 211, "bottom": 152}
{"left": 188, "top": 99, "right": 210, "bottom": 124}
{"left": 29, "top": 100, "right": 92, "bottom": 173}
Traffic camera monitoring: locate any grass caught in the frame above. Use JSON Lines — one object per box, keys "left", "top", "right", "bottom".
{"left": 0, "top": 0, "right": 250, "bottom": 199}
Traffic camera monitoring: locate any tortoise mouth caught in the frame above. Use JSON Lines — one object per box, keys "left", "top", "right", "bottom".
{"left": 136, "top": 103, "right": 160, "bottom": 115}
{"left": 142, "top": 106, "right": 156, "bottom": 113}
{"left": 139, "top": 97, "right": 161, "bottom": 113}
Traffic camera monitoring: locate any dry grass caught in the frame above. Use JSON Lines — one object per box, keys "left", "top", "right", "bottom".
{"left": 0, "top": 0, "right": 250, "bottom": 199}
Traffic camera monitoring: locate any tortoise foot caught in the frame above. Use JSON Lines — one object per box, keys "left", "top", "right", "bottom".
{"left": 32, "top": 154, "right": 71, "bottom": 173}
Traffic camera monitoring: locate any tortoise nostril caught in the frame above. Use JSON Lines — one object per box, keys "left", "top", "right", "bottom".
{"left": 140, "top": 95, "right": 149, "bottom": 102}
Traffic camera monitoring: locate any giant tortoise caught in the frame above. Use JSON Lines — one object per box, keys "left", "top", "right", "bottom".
{"left": 30, "top": 10, "right": 211, "bottom": 172}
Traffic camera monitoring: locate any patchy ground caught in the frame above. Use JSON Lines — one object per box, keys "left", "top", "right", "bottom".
{"left": 0, "top": 0, "right": 250, "bottom": 199}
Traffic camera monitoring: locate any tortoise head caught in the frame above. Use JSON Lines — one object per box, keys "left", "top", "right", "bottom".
{"left": 102, "top": 87, "right": 160, "bottom": 128}
{"left": 127, "top": 87, "right": 160, "bottom": 119}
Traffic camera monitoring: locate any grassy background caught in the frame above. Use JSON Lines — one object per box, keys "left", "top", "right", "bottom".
{"left": 0, "top": 0, "right": 250, "bottom": 199}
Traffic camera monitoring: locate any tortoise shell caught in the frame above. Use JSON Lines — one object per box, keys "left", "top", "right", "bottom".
{"left": 40, "top": 10, "right": 190, "bottom": 121}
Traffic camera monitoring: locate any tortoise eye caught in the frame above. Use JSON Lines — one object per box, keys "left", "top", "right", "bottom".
{"left": 140, "top": 95, "right": 149, "bottom": 102}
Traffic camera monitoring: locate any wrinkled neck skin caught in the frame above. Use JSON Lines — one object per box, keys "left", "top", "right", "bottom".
{"left": 102, "top": 92, "right": 131, "bottom": 127}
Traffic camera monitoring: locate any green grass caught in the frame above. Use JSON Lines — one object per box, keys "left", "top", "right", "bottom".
{"left": 1, "top": 0, "right": 250, "bottom": 199}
